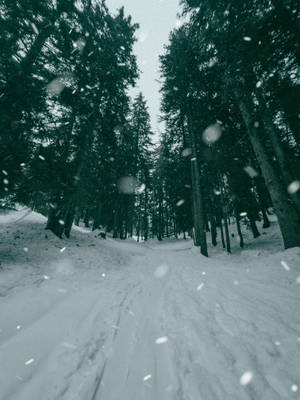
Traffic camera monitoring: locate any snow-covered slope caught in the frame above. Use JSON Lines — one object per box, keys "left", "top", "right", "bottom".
{"left": 0, "top": 209, "right": 299, "bottom": 399}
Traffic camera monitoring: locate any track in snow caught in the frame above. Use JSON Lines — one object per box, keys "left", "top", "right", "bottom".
{"left": 0, "top": 234, "right": 300, "bottom": 400}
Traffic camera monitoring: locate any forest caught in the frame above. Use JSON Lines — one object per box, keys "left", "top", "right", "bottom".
{"left": 1, "top": 1, "right": 300, "bottom": 399}
{"left": 0, "top": 0, "right": 299, "bottom": 256}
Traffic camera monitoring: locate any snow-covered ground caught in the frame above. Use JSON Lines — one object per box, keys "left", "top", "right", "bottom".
{"left": 0, "top": 208, "right": 300, "bottom": 400}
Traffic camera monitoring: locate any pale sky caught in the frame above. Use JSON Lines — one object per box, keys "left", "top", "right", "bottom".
{"left": 106, "top": 0, "right": 182, "bottom": 133}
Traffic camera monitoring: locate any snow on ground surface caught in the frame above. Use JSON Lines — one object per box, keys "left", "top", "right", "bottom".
{"left": 0, "top": 208, "right": 300, "bottom": 400}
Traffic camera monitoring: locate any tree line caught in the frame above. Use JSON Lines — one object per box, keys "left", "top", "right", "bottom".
{"left": 0, "top": 0, "right": 154, "bottom": 239}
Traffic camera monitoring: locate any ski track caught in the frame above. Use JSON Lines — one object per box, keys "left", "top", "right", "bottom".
{"left": 0, "top": 223, "right": 300, "bottom": 399}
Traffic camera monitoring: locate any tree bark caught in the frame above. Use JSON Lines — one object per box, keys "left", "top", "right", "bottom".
{"left": 83, "top": 209, "right": 89, "bottom": 228}
{"left": 46, "top": 204, "right": 64, "bottom": 238}
{"left": 64, "top": 204, "right": 75, "bottom": 238}
{"left": 234, "top": 208, "right": 244, "bottom": 248}
{"left": 255, "top": 175, "right": 271, "bottom": 228}
{"left": 188, "top": 119, "right": 208, "bottom": 256}
{"left": 210, "top": 216, "right": 217, "bottom": 246}
{"left": 113, "top": 199, "right": 119, "bottom": 239}
{"left": 92, "top": 202, "right": 102, "bottom": 231}
{"left": 256, "top": 90, "right": 300, "bottom": 213}
{"left": 223, "top": 215, "right": 231, "bottom": 254}
{"left": 248, "top": 214, "right": 260, "bottom": 238}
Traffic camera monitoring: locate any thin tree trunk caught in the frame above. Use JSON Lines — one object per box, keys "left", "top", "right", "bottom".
{"left": 223, "top": 216, "right": 231, "bottom": 254}
{"left": 248, "top": 213, "right": 260, "bottom": 238}
{"left": 166, "top": 207, "right": 169, "bottom": 237}
{"left": 113, "top": 199, "right": 119, "bottom": 239}
{"left": 93, "top": 202, "right": 102, "bottom": 231}
{"left": 261, "top": 207, "right": 270, "bottom": 228}
{"left": 220, "top": 220, "right": 226, "bottom": 249}
{"left": 83, "top": 210, "right": 89, "bottom": 227}
{"left": 234, "top": 208, "right": 244, "bottom": 248}
{"left": 188, "top": 120, "right": 208, "bottom": 256}
{"left": 190, "top": 163, "right": 200, "bottom": 246}
{"left": 255, "top": 175, "right": 271, "bottom": 228}
{"left": 210, "top": 216, "right": 217, "bottom": 246}
{"left": 157, "top": 196, "right": 163, "bottom": 241}
{"left": 74, "top": 212, "right": 80, "bottom": 227}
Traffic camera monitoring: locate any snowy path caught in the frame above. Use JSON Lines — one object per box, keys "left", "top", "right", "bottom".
{"left": 0, "top": 212, "right": 300, "bottom": 399}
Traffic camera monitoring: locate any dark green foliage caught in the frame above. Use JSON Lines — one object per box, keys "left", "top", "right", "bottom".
{"left": 0, "top": 0, "right": 154, "bottom": 239}
{"left": 158, "top": 0, "right": 300, "bottom": 251}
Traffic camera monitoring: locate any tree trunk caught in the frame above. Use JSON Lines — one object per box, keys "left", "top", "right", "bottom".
{"left": 74, "top": 211, "right": 81, "bottom": 227}
{"left": 220, "top": 220, "right": 226, "bottom": 249}
{"left": 165, "top": 207, "right": 169, "bottom": 237}
{"left": 190, "top": 163, "right": 200, "bottom": 246}
{"left": 113, "top": 199, "right": 119, "bottom": 239}
{"left": 234, "top": 208, "right": 244, "bottom": 248}
{"left": 210, "top": 216, "right": 217, "bottom": 246}
{"left": 157, "top": 196, "right": 163, "bottom": 241}
{"left": 174, "top": 218, "right": 178, "bottom": 238}
{"left": 256, "top": 90, "right": 300, "bottom": 213}
{"left": 223, "top": 216, "right": 231, "bottom": 254}
{"left": 261, "top": 207, "right": 271, "bottom": 228}
{"left": 83, "top": 210, "right": 89, "bottom": 228}
{"left": 248, "top": 214, "right": 260, "bottom": 238}
{"left": 64, "top": 204, "right": 75, "bottom": 238}
{"left": 216, "top": 204, "right": 226, "bottom": 249}
{"left": 92, "top": 202, "right": 102, "bottom": 231}
{"left": 235, "top": 89, "right": 300, "bottom": 248}
{"left": 255, "top": 175, "right": 271, "bottom": 228}
{"left": 188, "top": 121, "right": 208, "bottom": 256}
{"left": 46, "top": 205, "right": 64, "bottom": 238}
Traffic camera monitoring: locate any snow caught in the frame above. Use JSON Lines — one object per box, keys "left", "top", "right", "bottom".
{"left": 288, "top": 181, "right": 300, "bottom": 194}
{"left": 0, "top": 208, "right": 300, "bottom": 399}
{"left": 240, "top": 371, "right": 253, "bottom": 386}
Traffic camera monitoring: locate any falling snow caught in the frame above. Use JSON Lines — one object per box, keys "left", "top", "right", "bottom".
{"left": 155, "top": 336, "right": 168, "bottom": 344}
{"left": 31, "top": 23, "right": 39, "bottom": 35}
{"left": 287, "top": 180, "right": 300, "bottom": 194}
{"left": 182, "top": 148, "right": 192, "bottom": 157}
{"left": 24, "top": 358, "right": 35, "bottom": 366}
{"left": 244, "top": 166, "right": 258, "bottom": 178}
{"left": 117, "top": 176, "right": 137, "bottom": 194}
{"left": 154, "top": 264, "right": 169, "bottom": 278}
{"left": 135, "top": 183, "right": 146, "bottom": 195}
{"left": 46, "top": 78, "right": 65, "bottom": 96}
{"left": 280, "top": 260, "right": 290, "bottom": 271}
{"left": 202, "top": 123, "right": 222, "bottom": 145}
{"left": 176, "top": 199, "right": 185, "bottom": 207}
{"left": 239, "top": 371, "right": 253, "bottom": 385}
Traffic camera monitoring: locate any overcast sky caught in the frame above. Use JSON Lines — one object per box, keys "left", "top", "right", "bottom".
{"left": 106, "top": 0, "right": 181, "bottom": 134}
